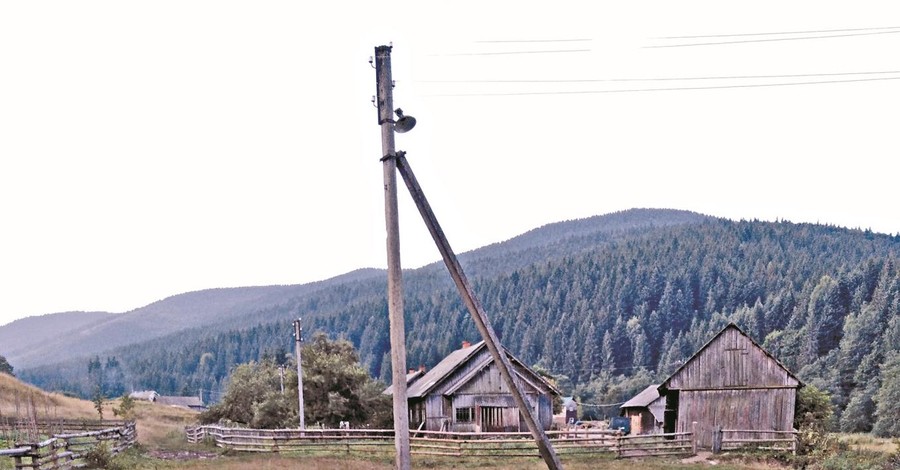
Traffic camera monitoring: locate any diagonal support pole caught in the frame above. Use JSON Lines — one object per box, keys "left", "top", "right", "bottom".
{"left": 393, "top": 152, "right": 564, "bottom": 470}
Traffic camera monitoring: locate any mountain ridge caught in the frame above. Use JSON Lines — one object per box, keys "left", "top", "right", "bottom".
{"left": 1, "top": 208, "right": 707, "bottom": 369}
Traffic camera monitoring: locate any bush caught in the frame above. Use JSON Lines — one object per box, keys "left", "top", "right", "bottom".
{"left": 83, "top": 442, "right": 124, "bottom": 470}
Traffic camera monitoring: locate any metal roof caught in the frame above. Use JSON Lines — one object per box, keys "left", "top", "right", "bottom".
{"left": 620, "top": 384, "right": 661, "bottom": 409}
{"left": 406, "top": 341, "right": 485, "bottom": 398}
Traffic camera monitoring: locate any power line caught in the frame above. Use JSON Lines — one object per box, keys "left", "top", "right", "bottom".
{"left": 574, "top": 400, "right": 626, "bottom": 408}
{"left": 647, "top": 29, "right": 900, "bottom": 48}
{"left": 475, "top": 39, "right": 592, "bottom": 43}
{"left": 431, "top": 49, "right": 591, "bottom": 57}
{"left": 426, "top": 75, "right": 900, "bottom": 97}
{"left": 655, "top": 25, "right": 900, "bottom": 40}
{"left": 419, "top": 70, "right": 900, "bottom": 84}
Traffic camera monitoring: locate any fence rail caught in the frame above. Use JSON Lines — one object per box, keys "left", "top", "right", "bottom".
{"left": 713, "top": 427, "right": 798, "bottom": 454}
{"left": 0, "top": 420, "right": 136, "bottom": 470}
{"left": 186, "top": 425, "right": 693, "bottom": 459}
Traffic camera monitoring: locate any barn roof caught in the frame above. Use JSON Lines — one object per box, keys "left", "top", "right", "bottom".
{"left": 402, "top": 341, "right": 559, "bottom": 399}
{"left": 156, "top": 396, "right": 203, "bottom": 408}
{"left": 382, "top": 369, "right": 427, "bottom": 395}
{"left": 620, "top": 384, "right": 661, "bottom": 409}
{"left": 660, "top": 323, "right": 801, "bottom": 391}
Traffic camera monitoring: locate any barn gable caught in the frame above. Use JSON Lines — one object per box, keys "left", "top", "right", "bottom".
{"left": 662, "top": 323, "right": 800, "bottom": 391}
{"left": 658, "top": 323, "right": 802, "bottom": 449}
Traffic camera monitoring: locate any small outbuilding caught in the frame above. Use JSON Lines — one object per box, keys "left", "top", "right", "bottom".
{"left": 658, "top": 323, "right": 801, "bottom": 449}
{"left": 620, "top": 384, "right": 665, "bottom": 435}
{"left": 388, "top": 340, "right": 560, "bottom": 432}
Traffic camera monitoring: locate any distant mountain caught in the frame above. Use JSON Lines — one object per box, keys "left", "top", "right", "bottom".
{"left": 1, "top": 268, "right": 384, "bottom": 368}
{"left": 1, "top": 209, "right": 700, "bottom": 370}
{"left": 0, "top": 311, "right": 115, "bottom": 361}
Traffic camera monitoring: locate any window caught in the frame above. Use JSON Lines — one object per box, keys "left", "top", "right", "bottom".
{"left": 455, "top": 407, "right": 474, "bottom": 423}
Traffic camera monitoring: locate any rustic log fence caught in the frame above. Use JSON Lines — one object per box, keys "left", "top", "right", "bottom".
{"left": 0, "top": 420, "right": 136, "bottom": 470}
{"left": 712, "top": 426, "right": 798, "bottom": 454}
{"left": 185, "top": 425, "right": 696, "bottom": 459}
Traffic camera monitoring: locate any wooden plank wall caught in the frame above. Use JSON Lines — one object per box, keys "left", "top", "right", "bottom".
{"left": 676, "top": 388, "right": 796, "bottom": 448}
{"left": 667, "top": 327, "right": 799, "bottom": 390}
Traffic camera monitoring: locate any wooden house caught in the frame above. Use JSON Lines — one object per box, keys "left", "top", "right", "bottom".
{"left": 658, "top": 323, "right": 801, "bottom": 449}
{"left": 620, "top": 384, "right": 665, "bottom": 435}
{"left": 390, "top": 340, "right": 559, "bottom": 432}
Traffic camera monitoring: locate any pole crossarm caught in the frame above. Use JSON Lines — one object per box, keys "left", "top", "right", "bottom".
{"left": 394, "top": 154, "right": 564, "bottom": 470}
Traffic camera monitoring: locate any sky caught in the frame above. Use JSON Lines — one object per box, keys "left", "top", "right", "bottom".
{"left": 1, "top": 1, "right": 899, "bottom": 326}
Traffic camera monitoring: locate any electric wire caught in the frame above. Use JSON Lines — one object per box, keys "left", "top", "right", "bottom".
{"left": 418, "top": 70, "right": 900, "bottom": 84}
{"left": 647, "top": 29, "right": 900, "bottom": 48}
{"left": 426, "top": 75, "right": 900, "bottom": 97}
{"left": 475, "top": 39, "right": 592, "bottom": 43}
{"left": 655, "top": 25, "right": 900, "bottom": 39}
{"left": 430, "top": 49, "right": 591, "bottom": 57}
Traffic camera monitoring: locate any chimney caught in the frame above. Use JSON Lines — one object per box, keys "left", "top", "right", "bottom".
{"left": 462, "top": 340, "right": 471, "bottom": 349}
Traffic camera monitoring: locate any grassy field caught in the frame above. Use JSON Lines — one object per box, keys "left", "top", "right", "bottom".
{"left": 111, "top": 450, "right": 784, "bottom": 470}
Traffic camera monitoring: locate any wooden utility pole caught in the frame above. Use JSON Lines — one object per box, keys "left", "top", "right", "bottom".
{"left": 394, "top": 154, "right": 564, "bottom": 470}
{"left": 293, "top": 318, "right": 306, "bottom": 430}
{"left": 374, "top": 44, "right": 412, "bottom": 470}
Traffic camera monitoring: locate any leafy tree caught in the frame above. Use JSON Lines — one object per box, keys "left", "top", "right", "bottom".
{"left": 201, "top": 333, "right": 391, "bottom": 429}
{"left": 92, "top": 387, "right": 105, "bottom": 419}
{"left": 113, "top": 393, "right": 135, "bottom": 419}
{"left": 0, "top": 355, "right": 13, "bottom": 376}
{"left": 795, "top": 384, "right": 834, "bottom": 431}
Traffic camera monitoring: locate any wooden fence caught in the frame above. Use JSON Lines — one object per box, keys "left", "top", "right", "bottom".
{"left": 714, "top": 427, "right": 798, "bottom": 454}
{"left": 185, "top": 425, "right": 695, "bottom": 459}
{"left": 0, "top": 420, "right": 136, "bottom": 470}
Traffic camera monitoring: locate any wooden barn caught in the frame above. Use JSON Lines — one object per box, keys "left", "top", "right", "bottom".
{"left": 620, "top": 384, "right": 665, "bottom": 435}
{"left": 390, "top": 340, "right": 559, "bottom": 432}
{"left": 658, "top": 323, "right": 801, "bottom": 449}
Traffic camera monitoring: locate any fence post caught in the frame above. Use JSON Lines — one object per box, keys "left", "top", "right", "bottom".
{"left": 691, "top": 421, "right": 698, "bottom": 455}
{"left": 712, "top": 426, "right": 722, "bottom": 454}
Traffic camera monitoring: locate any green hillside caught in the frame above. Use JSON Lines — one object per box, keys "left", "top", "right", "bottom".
{"left": 10, "top": 209, "right": 900, "bottom": 436}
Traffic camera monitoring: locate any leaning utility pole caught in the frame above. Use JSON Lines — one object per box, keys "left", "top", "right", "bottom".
{"left": 374, "top": 44, "right": 411, "bottom": 470}
{"left": 293, "top": 318, "right": 306, "bottom": 430}
{"left": 394, "top": 154, "right": 564, "bottom": 470}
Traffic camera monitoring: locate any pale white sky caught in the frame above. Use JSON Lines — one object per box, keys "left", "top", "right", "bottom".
{"left": 2, "top": 1, "right": 899, "bottom": 325}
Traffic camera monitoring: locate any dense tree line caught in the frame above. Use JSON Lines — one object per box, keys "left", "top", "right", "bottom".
{"left": 19, "top": 216, "right": 900, "bottom": 435}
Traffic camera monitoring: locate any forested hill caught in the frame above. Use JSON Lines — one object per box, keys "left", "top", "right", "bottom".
{"left": 2, "top": 208, "right": 699, "bottom": 369}
{"left": 14, "top": 211, "right": 900, "bottom": 436}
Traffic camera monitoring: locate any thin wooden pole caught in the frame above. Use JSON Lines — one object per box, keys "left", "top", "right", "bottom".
{"left": 293, "top": 318, "right": 305, "bottom": 430}
{"left": 394, "top": 153, "right": 564, "bottom": 470}
{"left": 374, "top": 44, "right": 412, "bottom": 470}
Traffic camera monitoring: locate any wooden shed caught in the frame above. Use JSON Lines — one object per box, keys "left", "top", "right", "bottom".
{"left": 620, "top": 384, "right": 665, "bottom": 435}
{"left": 391, "top": 341, "right": 559, "bottom": 432}
{"left": 659, "top": 323, "right": 801, "bottom": 449}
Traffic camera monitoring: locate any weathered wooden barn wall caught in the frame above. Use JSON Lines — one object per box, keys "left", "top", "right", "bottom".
{"left": 662, "top": 324, "right": 800, "bottom": 449}
{"left": 675, "top": 388, "right": 797, "bottom": 447}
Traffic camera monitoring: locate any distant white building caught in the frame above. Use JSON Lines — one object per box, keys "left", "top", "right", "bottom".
{"left": 129, "top": 390, "right": 159, "bottom": 402}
